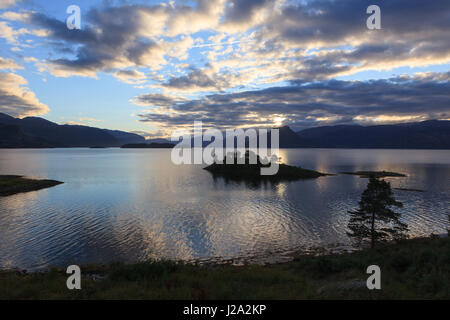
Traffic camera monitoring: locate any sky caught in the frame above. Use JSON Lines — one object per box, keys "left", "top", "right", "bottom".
{"left": 0, "top": 0, "right": 449, "bottom": 138}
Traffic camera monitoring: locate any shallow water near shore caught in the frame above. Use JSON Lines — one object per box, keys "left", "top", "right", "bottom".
{"left": 0, "top": 148, "right": 449, "bottom": 270}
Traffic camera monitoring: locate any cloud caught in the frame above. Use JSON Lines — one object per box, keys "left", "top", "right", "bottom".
{"left": 0, "top": 10, "right": 29, "bottom": 21}
{"left": 0, "top": 21, "right": 26, "bottom": 43}
{"left": 164, "top": 0, "right": 225, "bottom": 36}
{"left": 0, "top": 17, "right": 49, "bottom": 45}
{"left": 131, "top": 92, "right": 185, "bottom": 107}
{"left": 254, "top": 0, "right": 450, "bottom": 77}
{"left": 2, "top": 0, "right": 450, "bottom": 133}
{"left": 0, "top": 72, "right": 49, "bottom": 117}
{"left": 6, "top": 0, "right": 450, "bottom": 88}
{"left": 224, "top": 0, "right": 268, "bottom": 23}
{"left": 0, "top": 57, "right": 22, "bottom": 70}
{"left": 0, "top": 0, "right": 17, "bottom": 9}
{"left": 6, "top": 1, "right": 225, "bottom": 78}
{"left": 136, "top": 72, "right": 450, "bottom": 131}
{"left": 219, "top": 0, "right": 273, "bottom": 32}
{"left": 162, "top": 67, "right": 233, "bottom": 91}
{"left": 63, "top": 117, "right": 103, "bottom": 126}
{"left": 114, "top": 69, "right": 147, "bottom": 84}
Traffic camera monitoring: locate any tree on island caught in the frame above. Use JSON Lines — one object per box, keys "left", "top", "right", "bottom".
{"left": 347, "top": 176, "right": 408, "bottom": 248}
{"left": 447, "top": 214, "right": 450, "bottom": 236}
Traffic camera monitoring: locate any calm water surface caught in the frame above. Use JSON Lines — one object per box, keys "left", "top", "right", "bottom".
{"left": 0, "top": 148, "right": 449, "bottom": 270}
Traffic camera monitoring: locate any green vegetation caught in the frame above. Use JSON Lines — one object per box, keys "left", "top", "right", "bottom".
{"left": 204, "top": 151, "right": 328, "bottom": 181}
{"left": 0, "top": 236, "right": 448, "bottom": 299}
{"left": 0, "top": 175, "right": 63, "bottom": 197}
{"left": 347, "top": 177, "right": 408, "bottom": 248}
{"left": 447, "top": 215, "right": 450, "bottom": 236}
{"left": 340, "top": 171, "right": 406, "bottom": 178}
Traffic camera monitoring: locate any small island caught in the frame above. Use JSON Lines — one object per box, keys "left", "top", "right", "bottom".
{"left": 0, "top": 175, "right": 63, "bottom": 196}
{"left": 340, "top": 170, "right": 406, "bottom": 178}
{"left": 121, "top": 143, "right": 175, "bottom": 148}
{"left": 204, "top": 151, "right": 328, "bottom": 181}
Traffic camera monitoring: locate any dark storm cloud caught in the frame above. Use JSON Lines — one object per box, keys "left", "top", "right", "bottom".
{"left": 253, "top": 0, "right": 450, "bottom": 80}
{"left": 29, "top": 12, "right": 97, "bottom": 44}
{"left": 163, "top": 68, "right": 233, "bottom": 90}
{"left": 165, "top": 69, "right": 216, "bottom": 88}
{"left": 270, "top": 0, "right": 367, "bottom": 44}
{"left": 267, "top": 0, "right": 450, "bottom": 45}
{"left": 133, "top": 93, "right": 184, "bottom": 106}
{"left": 137, "top": 72, "right": 450, "bottom": 130}
{"left": 224, "top": 0, "right": 269, "bottom": 23}
{"left": 15, "top": 4, "right": 171, "bottom": 75}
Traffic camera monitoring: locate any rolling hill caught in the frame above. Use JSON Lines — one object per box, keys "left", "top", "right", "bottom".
{"left": 1, "top": 112, "right": 449, "bottom": 149}
{"left": 0, "top": 113, "right": 145, "bottom": 148}
{"left": 295, "top": 120, "right": 450, "bottom": 149}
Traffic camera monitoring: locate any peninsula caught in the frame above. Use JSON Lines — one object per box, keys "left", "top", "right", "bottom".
{"left": 0, "top": 175, "right": 63, "bottom": 196}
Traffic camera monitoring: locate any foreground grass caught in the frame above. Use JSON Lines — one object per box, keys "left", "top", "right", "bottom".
{"left": 0, "top": 175, "right": 63, "bottom": 196}
{"left": 0, "top": 236, "right": 448, "bottom": 299}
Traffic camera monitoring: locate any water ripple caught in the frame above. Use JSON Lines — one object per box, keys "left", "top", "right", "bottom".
{"left": 0, "top": 148, "right": 449, "bottom": 270}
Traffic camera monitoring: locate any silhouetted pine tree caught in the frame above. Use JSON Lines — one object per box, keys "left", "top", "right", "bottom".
{"left": 347, "top": 176, "right": 408, "bottom": 248}
{"left": 447, "top": 214, "right": 449, "bottom": 236}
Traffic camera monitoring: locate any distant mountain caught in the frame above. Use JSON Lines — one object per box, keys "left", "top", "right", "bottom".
{"left": 146, "top": 138, "right": 174, "bottom": 144}
{"left": 0, "top": 113, "right": 145, "bottom": 148}
{"left": 168, "top": 125, "right": 306, "bottom": 148}
{"left": 104, "top": 130, "right": 147, "bottom": 146}
{"left": 166, "top": 121, "right": 450, "bottom": 149}
{"left": 0, "top": 123, "right": 52, "bottom": 148}
{"left": 278, "top": 126, "right": 305, "bottom": 148}
{"left": 121, "top": 142, "right": 174, "bottom": 148}
{"left": 295, "top": 120, "right": 450, "bottom": 149}
{"left": 1, "top": 112, "right": 448, "bottom": 149}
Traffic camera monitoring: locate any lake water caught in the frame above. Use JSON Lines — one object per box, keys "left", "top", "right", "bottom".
{"left": 0, "top": 148, "right": 449, "bottom": 270}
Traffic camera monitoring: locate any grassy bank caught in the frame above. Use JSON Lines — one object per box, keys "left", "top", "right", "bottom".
{"left": 0, "top": 175, "right": 63, "bottom": 196}
{"left": 0, "top": 236, "right": 448, "bottom": 300}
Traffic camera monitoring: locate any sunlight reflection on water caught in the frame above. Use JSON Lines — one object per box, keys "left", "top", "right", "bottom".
{"left": 0, "top": 148, "right": 449, "bottom": 270}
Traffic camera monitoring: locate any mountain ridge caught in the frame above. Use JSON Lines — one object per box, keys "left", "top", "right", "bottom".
{"left": 0, "top": 113, "right": 145, "bottom": 148}
{"left": 1, "top": 112, "right": 449, "bottom": 149}
{"left": 294, "top": 120, "right": 450, "bottom": 149}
